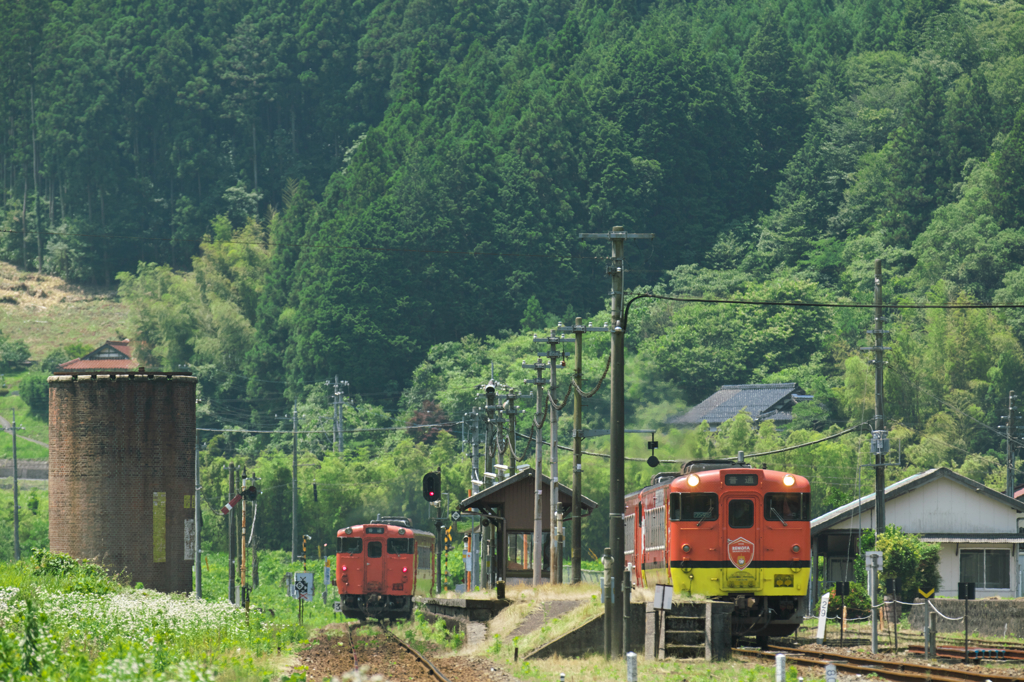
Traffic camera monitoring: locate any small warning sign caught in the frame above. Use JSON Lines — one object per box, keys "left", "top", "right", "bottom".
{"left": 727, "top": 537, "right": 754, "bottom": 571}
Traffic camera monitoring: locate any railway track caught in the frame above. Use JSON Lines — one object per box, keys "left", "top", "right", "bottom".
{"left": 734, "top": 644, "right": 1024, "bottom": 682}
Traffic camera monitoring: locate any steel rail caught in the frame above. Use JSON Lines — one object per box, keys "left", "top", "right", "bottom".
{"left": 376, "top": 624, "right": 453, "bottom": 682}
{"left": 734, "top": 645, "right": 1024, "bottom": 682}
{"left": 907, "top": 643, "right": 1024, "bottom": 662}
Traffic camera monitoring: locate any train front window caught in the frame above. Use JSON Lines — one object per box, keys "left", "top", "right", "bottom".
{"left": 367, "top": 541, "right": 382, "bottom": 558}
{"left": 339, "top": 538, "right": 363, "bottom": 554}
{"left": 728, "top": 499, "right": 754, "bottom": 528}
{"left": 387, "top": 538, "right": 413, "bottom": 554}
{"left": 669, "top": 493, "right": 718, "bottom": 522}
{"left": 764, "top": 493, "right": 810, "bottom": 522}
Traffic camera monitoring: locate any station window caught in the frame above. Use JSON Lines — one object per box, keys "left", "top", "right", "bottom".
{"left": 669, "top": 493, "right": 718, "bottom": 522}
{"left": 960, "top": 549, "right": 1010, "bottom": 589}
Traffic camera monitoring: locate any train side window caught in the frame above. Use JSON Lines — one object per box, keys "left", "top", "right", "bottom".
{"left": 728, "top": 499, "right": 754, "bottom": 528}
{"left": 669, "top": 493, "right": 718, "bottom": 522}
{"left": 368, "top": 541, "right": 382, "bottom": 558}
{"left": 339, "top": 537, "right": 363, "bottom": 554}
{"left": 764, "top": 493, "right": 811, "bottom": 522}
{"left": 388, "top": 538, "right": 413, "bottom": 554}
{"left": 418, "top": 545, "right": 432, "bottom": 570}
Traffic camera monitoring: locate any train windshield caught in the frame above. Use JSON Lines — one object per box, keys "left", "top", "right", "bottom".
{"left": 367, "top": 541, "right": 383, "bottom": 558}
{"left": 338, "top": 537, "right": 363, "bottom": 554}
{"left": 669, "top": 493, "right": 718, "bottom": 522}
{"left": 764, "top": 493, "right": 811, "bottom": 522}
{"left": 387, "top": 538, "right": 413, "bottom": 554}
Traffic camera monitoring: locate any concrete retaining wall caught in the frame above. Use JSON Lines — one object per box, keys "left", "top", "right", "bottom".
{"left": 525, "top": 603, "right": 648, "bottom": 659}
{"left": 0, "top": 459, "right": 48, "bottom": 479}
{"left": 908, "top": 598, "right": 1024, "bottom": 637}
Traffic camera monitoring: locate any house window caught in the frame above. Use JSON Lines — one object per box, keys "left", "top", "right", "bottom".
{"left": 960, "top": 549, "right": 1010, "bottom": 589}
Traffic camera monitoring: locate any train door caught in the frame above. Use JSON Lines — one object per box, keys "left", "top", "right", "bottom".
{"left": 365, "top": 540, "right": 385, "bottom": 592}
{"left": 721, "top": 492, "right": 761, "bottom": 591}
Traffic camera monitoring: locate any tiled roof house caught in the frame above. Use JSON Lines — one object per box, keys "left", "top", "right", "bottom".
{"left": 57, "top": 339, "right": 139, "bottom": 371}
{"left": 668, "top": 382, "right": 810, "bottom": 429}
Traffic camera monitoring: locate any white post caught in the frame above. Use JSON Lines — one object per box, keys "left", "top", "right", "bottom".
{"left": 775, "top": 653, "right": 786, "bottom": 682}
{"left": 626, "top": 652, "right": 637, "bottom": 682}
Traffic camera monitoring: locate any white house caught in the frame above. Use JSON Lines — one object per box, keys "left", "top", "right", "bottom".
{"left": 810, "top": 468, "right": 1024, "bottom": 602}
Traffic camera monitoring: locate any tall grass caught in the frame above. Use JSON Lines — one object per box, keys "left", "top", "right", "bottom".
{"left": 0, "top": 549, "right": 313, "bottom": 681}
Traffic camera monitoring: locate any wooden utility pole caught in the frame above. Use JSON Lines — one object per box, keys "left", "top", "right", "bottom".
{"left": 10, "top": 409, "right": 23, "bottom": 561}
{"left": 556, "top": 317, "right": 609, "bottom": 584}
{"left": 195, "top": 438, "right": 202, "bottom": 599}
{"left": 228, "top": 464, "right": 236, "bottom": 604}
{"left": 291, "top": 401, "right": 298, "bottom": 562}
{"left": 523, "top": 358, "right": 549, "bottom": 585}
{"left": 580, "top": 225, "right": 653, "bottom": 657}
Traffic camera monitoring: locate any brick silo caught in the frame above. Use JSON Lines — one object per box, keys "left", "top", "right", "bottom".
{"left": 48, "top": 372, "right": 197, "bottom": 592}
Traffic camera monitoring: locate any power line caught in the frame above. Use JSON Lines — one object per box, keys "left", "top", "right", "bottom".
{"left": 0, "top": 228, "right": 605, "bottom": 261}
{"left": 622, "top": 293, "right": 1024, "bottom": 331}
{"left": 197, "top": 420, "right": 460, "bottom": 434}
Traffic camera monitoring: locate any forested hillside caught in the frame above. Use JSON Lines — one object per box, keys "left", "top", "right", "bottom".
{"left": 5, "top": 0, "right": 1024, "bottom": 554}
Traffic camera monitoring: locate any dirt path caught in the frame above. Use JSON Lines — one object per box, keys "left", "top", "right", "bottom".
{"left": 0, "top": 413, "right": 48, "bottom": 448}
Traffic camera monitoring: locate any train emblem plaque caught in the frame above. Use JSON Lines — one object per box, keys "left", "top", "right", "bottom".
{"left": 727, "top": 537, "right": 754, "bottom": 571}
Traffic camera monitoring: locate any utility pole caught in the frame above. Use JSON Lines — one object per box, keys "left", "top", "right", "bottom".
{"left": 195, "top": 438, "right": 202, "bottom": 599}
{"left": 1007, "top": 392, "right": 1017, "bottom": 497}
{"left": 9, "top": 409, "right": 24, "bottom": 561}
{"left": 581, "top": 225, "right": 653, "bottom": 657}
{"left": 292, "top": 400, "right": 298, "bottom": 562}
{"left": 524, "top": 356, "right": 549, "bottom": 585}
{"left": 228, "top": 463, "right": 236, "bottom": 605}
{"left": 326, "top": 377, "right": 349, "bottom": 454}
{"left": 571, "top": 319, "right": 584, "bottom": 584}
{"left": 557, "top": 318, "right": 611, "bottom": 584}
{"left": 535, "top": 328, "right": 571, "bottom": 583}
{"left": 870, "top": 260, "right": 888, "bottom": 534}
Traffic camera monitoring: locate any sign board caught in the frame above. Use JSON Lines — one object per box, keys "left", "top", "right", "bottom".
{"left": 918, "top": 587, "right": 935, "bottom": 598}
{"left": 653, "top": 584, "right": 673, "bottom": 611}
{"left": 816, "top": 592, "right": 831, "bottom": 644}
{"left": 958, "top": 582, "right": 976, "bottom": 600}
{"left": 333, "top": 601, "right": 343, "bottom": 613}
{"left": 824, "top": 663, "right": 838, "bottom": 681}
{"left": 324, "top": 565, "right": 331, "bottom": 586}
{"left": 184, "top": 519, "right": 195, "bottom": 561}
{"left": 451, "top": 510, "right": 461, "bottom": 521}
{"left": 293, "top": 571, "right": 314, "bottom": 601}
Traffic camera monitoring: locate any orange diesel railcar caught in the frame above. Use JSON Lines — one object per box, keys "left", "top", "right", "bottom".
{"left": 626, "top": 459, "right": 810, "bottom": 644}
{"left": 336, "top": 516, "right": 435, "bottom": 621}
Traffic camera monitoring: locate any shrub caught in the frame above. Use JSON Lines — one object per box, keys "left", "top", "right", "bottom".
{"left": 20, "top": 373, "right": 48, "bottom": 415}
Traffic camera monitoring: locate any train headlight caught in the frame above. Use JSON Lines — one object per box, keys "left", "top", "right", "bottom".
{"left": 791, "top": 545, "right": 800, "bottom": 553}
{"left": 682, "top": 544, "right": 691, "bottom": 553}
{"left": 687, "top": 474, "right": 700, "bottom": 487}
{"left": 783, "top": 474, "right": 796, "bottom": 487}
{"left": 399, "top": 529, "right": 405, "bottom": 535}
{"left": 345, "top": 528, "right": 353, "bottom": 535}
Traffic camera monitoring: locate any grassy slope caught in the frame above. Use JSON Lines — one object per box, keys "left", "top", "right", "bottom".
{"left": 0, "top": 261, "right": 130, "bottom": 359}
{"left": 0, "top": 262, "right": 130, "bottom": 458}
